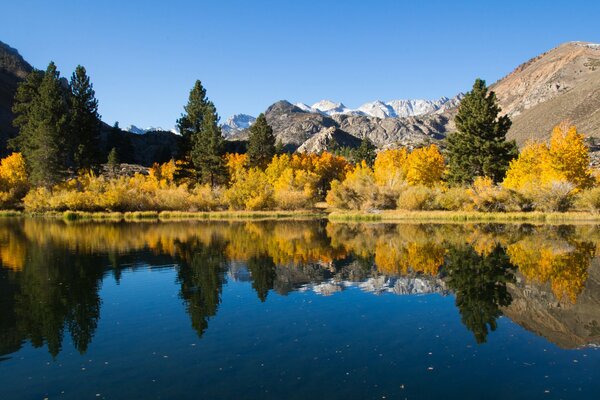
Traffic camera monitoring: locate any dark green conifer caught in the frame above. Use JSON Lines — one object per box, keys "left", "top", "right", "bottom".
{"left": 190, "top": 102, "right": 227, "bottom": 186}
{"left": 247, "top": 113, "right": 275, "bottom": 168}
{"left": 177, "top": 80, "right": 210, "bottom": 158}
{"left": 107, "top": 147, "right": 119, "bottom": 177}
{"left": 69, "top": 65, "right": 101, "bottom": 171}
{"left": 446, "top": 79, "right": 517, "bottom": 184}
{"left": 10, "top": 69, "right": 44, "bottom": 153}
{"left": 16, "top": 62, "right": 69, "bottom": 186}
{"left": 352, "top": 137, "right": 376, "bottom": 166}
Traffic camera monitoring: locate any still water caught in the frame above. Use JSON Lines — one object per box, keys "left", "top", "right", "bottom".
{"left": 0, "top": 219, "right": 599, "bottom": 399}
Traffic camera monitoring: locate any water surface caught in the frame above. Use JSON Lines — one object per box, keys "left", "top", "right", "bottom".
{"left": 0, "top": 219, "right": 599, "bottom": 399}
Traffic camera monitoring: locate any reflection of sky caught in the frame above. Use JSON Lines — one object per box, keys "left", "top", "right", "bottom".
{"left": 2, "top": 266, "right": 599, "bottom": 399}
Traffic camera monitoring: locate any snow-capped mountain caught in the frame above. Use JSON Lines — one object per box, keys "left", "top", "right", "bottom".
{"left": 124, "top": 125, "right": 177, "bottom": 134}
{"left": 221, "top": 114, "right": 256, "bottom": 136}
{"left": 294, "top": 94, "right": 463, "bottom": 119}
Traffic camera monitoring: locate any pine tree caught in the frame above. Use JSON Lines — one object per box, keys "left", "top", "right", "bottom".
{"left": 190, "top": 102, "right": 227, "bottom": 186}
{"left": 274, "top": 139, "right": 285, "bottom": 155}
{"left": 17, "top": 62, "right": 70, "bottom": 187}
{"left": 352, "top": 138, "right": 376, "bottom": 166}
{"left": 107, "top": 147, "right": 119, "bottom": 177}
{"left": 69, "top": 65, "right": 101, "bottom": 171}
{"left": 247, "top": 113, "right": 275, "bottom": 168}
{"left": 10, "top": 69, "right": 44, "bottom": 153}
{"left": 177, "top": 80, "right": 210, "bottom": 158}
{"left": 446, "top": 79, "right": 517, "bottom": 184}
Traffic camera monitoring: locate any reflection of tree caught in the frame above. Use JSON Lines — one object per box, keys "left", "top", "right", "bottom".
{"left": 247, "top": 255, "right": 276, "bottom": 302}
{"left": 444, "top": 244, "right": 515, "bottom": 344}
{"left": 14, "top": 247, "right": 104, "bottom": 356}
{"left": 175, "top": 236, "right": 227, "bottom": 337}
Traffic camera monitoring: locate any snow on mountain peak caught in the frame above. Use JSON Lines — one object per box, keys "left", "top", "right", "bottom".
{"left": 124, "top": 125, "right": 174, "bottom": 134}
{"left": 221, "top": 113, "right": 256, "bottom": 136}
{"left": 293, "top": 95, "right": 463, "bottom": 119}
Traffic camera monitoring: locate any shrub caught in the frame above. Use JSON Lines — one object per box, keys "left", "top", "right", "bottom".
{"left": 531, "top": 181, "right": 575, "bottom": 212}
{"left": 576, "top": 187, "right": 600, "bottom": 213}
{"left": 435, "top": 187, "right": 472, "bottom": 211}
{"left": 397, "top": 185, "right": 437, "bottom": 211}
{"left": 224, "top": 168, "right": 274, "bottom": 210}
{"left": 575, "top": 187, "right": 600, "bottom": 213}
{"left": 468, "top": 176, "right": 511, "bottom": 212}
{"left": 326, "top": 162, "right": 381, "bottom": 210}
{"left": 0, "top": 152, "right": 29, "bottom": 208}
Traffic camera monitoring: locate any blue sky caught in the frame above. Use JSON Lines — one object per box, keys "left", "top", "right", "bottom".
{"left": 2, "top": 0, "right": 599, "bottom": 129}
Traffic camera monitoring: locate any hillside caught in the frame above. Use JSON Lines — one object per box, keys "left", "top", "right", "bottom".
{"left": 0, "top": 40, "right": 32, "bottom": 154}
{"left": 492, "top": 42, "right": 600, "bottom": 144}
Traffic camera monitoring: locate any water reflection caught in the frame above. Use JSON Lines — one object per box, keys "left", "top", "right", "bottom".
{"left": 0, "top": 219, "right": 599, "bottom": 358}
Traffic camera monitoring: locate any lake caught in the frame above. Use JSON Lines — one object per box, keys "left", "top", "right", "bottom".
{"left": 0, "top": 219, "right": 599, "bottom": 399}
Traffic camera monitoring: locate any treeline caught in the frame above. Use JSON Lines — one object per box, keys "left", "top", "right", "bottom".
{"left": 4, "top": 72, "right": 600, "bottom": 213}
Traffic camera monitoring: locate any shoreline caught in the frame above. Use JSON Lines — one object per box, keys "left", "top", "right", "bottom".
{"left": 2, "top": 209, "right": 600, "bottom": 223}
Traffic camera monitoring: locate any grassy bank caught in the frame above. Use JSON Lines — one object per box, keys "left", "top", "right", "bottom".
{"left": 327, "top": 210, "right": 600, "bottom": 223}
{"left": 2, "top": 209, "right": 600, "bottom": 223}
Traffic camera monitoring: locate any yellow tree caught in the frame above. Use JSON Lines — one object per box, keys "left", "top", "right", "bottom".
{"left": 373, "top": 148, "right": 408, "bottom": 189}
{"left": 548, "top": 124, "right": 593, "bottom": 189}
{"left": 406, "top": 144, "right": 445, "bottom": 187}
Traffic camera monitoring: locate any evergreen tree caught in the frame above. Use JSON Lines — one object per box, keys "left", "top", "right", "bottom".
{"left": 444, "top": 244, "right": 515, "bottom": 344}
{"left": 177, "top": 80, "right": 210, "bottom": 158}
{"left": 10, "top": 69, "right": 44, "bottom": 153}
{"left": 17, "top": 62, "right": 70, "bottom": 187}
{"left": 247, "top": 113, "right": 275, "bottom": 168}
{"left": 107, "top": 147, "right": 119, "bottom": 177}
{"left": 352, "top": 137, "right": 376, "bottom": 166}
{"left": 274, "top": 139, "right": 285, "bottom": 155}
{"left": 69, "top": 65, "right": 101, "bottom": 171}
{"left": 107, "top": 122, "right": 134, "bottom": 164}
{"left": 446, "top": 79, "right": 517, "bottom": 184}
{"left": 190, "top": 102, "right": 227, "bottom": 186}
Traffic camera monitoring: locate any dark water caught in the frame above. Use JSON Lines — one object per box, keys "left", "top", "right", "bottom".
{"left": 0, "top": 219, "right": 599, "bottom": 399}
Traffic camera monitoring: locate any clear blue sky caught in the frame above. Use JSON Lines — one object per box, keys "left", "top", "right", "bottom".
{"left": 2, "top": 0, "right": 599, "bottom": 129}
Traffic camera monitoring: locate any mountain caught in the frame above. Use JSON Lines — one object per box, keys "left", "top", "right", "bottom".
{"left": 221, "top": 114, "right": 255, "bottom": 136}
{"left": 123, "top": 125, "right": 177, "bottom": 135}
{"left": 227, "top": 100, "right": 454, "bottom": 152}
{"left": 0, "top": 40, "right": 33, "bottom": 155}
{"left": 294, "top": 95, "right": 463, "bottom": 119}
{"left": 492, "top": 41, "right": 600, "bottom": 144}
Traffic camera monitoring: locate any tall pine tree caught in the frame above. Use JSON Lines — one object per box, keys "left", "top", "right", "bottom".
{"left": 69, "top": 65, "right": 101, "bottom": 171}
{"left": 10, "top": 68, "right": 44, "bottom": 153}
{"left": 14, "top": 62, "right": 70, "bottom": 186}
{"left": 190, "top": 102, "right": 227, "bottom": 186}
{"left": 177, "top": 80, "right": 209, "bottom": 158}
{"left": 247, "top": 113, "right": 275, "bottom": 168}
{"left": 446, "top": 79, "right": 517, "bottom": 184}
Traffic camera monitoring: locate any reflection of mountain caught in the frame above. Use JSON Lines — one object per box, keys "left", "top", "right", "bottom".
{"left": 503, "top": 258, "right": 600, "bottom": 349}
{"left": 1, "top": 219, "right": 600, "bottom": 356}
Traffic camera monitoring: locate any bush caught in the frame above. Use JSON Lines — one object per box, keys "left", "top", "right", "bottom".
{"left": 576, "top": 187, "right": 600, "bottom": 213}
{"left": 435, "top": 187, "right": 472, "bottom": 211}
{"left": 468, "top": 177, "right": 512, "bottom": 212}
{"left": 397, "top": 185, "right": 437, "bottom": 211}
{"left": 224, "top": 168, "right": 274, "bottom": 210}
{"left": 531, "top": 181, "right": 576, "bottom": 212}
{"left": 326, "top": 162, "right": 381, "bottom": 210}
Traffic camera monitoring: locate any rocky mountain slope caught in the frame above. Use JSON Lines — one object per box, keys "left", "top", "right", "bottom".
{"left": 230, "top": 100, "right": 454, "bottom": 152}
{"left": 492, "top": 41, "right": 600, "bottom": 144}
{"left": 0, "top": 41, "right": 32, "bottom": 154}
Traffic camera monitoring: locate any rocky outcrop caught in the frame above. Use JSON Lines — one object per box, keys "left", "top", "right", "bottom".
{"left": 502, "top": 259, "right": 600, "bottom": 349}
{"left": 296, "top": 126, "right": 361, "bottom": 153}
